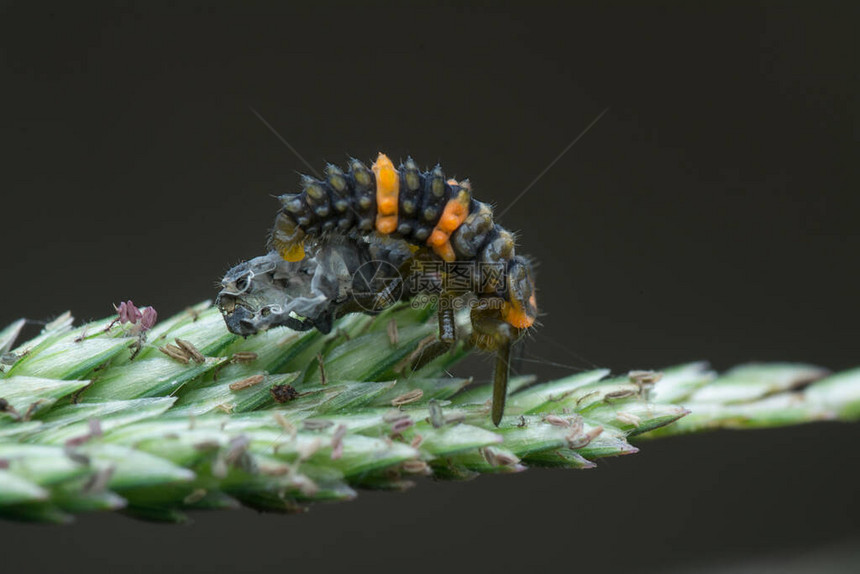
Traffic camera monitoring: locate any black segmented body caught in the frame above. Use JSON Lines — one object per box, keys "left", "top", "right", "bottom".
{"left": 268, "top": 155, "right": 521, "bottom": 291}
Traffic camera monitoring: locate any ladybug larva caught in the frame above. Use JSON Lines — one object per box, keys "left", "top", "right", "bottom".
{"left": 218, "top": 153, "right": 537, "bottom": 425}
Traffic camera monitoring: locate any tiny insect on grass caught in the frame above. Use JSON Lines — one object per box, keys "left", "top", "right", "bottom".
{"left": 228, "top": 374, "right": 266, "bottom": 391}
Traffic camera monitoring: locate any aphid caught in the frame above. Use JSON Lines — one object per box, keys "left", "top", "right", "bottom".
{"left": 629, "top": 369, "right": 662, "bottom": 400}
{"left": 222, "top": 435, "right": 252, "bottom": 471}
{"left": 428, "top": 399, "right": 444, "bottom": 428}
{"left": 175, "top": 338, "right": 205, "bottom": 364}
{"left": 230, "top": 351, "right": 259, "bottom": 363}
{"left": 382, "top": 409, "right": 411, "bottom": 424}
{"left": 480, "top": 447, "right": 519, "bottom": 468}
{"left": 391, "top": 388, "right": 424, "bottom": 407}
{"left": 330, "top": 424, "right": 347, "bottom": 460}
{"left": 616, "top": 411, "right": 642, "bottom": 428}
{"left": 566, "top": 426, "right": 603, "bottom": 450}
{"left": 543, "top": 414, "right": 573, "bottom": 428}
{"left": 603, "top": 389, "right": 638, "bottom": 403}
{"left": 228, "top": 374, "right": 265, "bottom": 391}
{"left": 217, "top": 153, "right": 538, "bottom": 426}
{"left": 316, "top": 352, "right": 327, "bottom": 385}
{"left": 302, "top": 419, "right": 334, "bottom": 431}
{"left": 107, "top": 300, "right": 157, "bottom": 334}
{"left": 390, "top": 416, "right": 414, "bottom": 434}
{"left": 158, "top": 343, "right": 190, "bottom": 364}
{"left": 105, "top": 300, "right": 158, "bottom": 361}
{"left": 386, "top": 318, "right": 399, "bottom": 346}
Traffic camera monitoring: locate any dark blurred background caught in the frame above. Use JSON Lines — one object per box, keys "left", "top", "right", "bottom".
{"left": 1, "top": 2, "right": 858, "bottom": 572}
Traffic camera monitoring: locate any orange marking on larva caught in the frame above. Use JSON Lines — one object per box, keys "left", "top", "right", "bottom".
{"left": 439, "top": 212, "right": 462, "bottom": 232}
{"left": 372, "top": 153, "right": 399, "bottom": 234}
{"left": 436, "top": 241, "right": 456, "bottom": 262}
{"left": 376, "top": 215, "right": 398, "bottom": 234}
{"left": 428, "top": 229, "right": 448, "bottom": 247}
{"left": 501, "top": 302, "right": 535, "bottom": 329}
{"left": 280, "top": 242, "right": 306, "bottom": 262}
{"left": 426, "top": 190, "right": 471, "bottom": 258}
{"left": 378, "top": 196, "right": 397, "bottom": 213}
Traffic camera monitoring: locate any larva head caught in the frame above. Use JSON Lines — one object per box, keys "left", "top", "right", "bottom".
{"left": 501, "top": 255, "right": 537, "bottom": 330}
